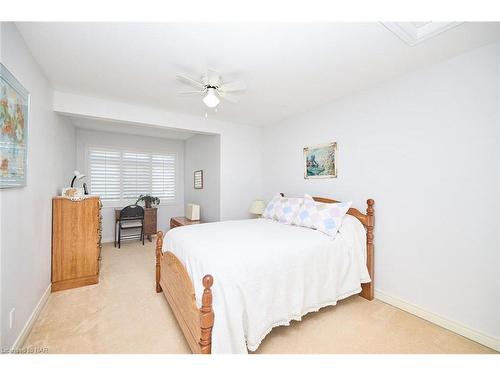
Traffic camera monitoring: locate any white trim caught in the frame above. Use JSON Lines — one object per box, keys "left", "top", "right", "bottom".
{"left": 381, "top": 22, "right": 463, "bottom": 46}
{"left": 375, "top": 289, "right": 499, "bottom": 352}
{"left": 11, "top": 284, "right": 51, "bottom": 350}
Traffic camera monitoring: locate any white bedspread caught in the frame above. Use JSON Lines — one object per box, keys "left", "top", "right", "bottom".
{"left": 163, "top": 218, "right": 370, "bottom": 354}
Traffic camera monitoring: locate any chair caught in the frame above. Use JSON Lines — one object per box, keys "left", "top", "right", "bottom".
{"left": 116, "top": 205, "right": 144, "bottom": 248}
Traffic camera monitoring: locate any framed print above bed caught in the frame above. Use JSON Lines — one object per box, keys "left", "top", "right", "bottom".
{"left": 0, "top": 63, "right": 30, "bottom": 188}
{"left": 304, "top": 142, "right": 337, "bottom": 179}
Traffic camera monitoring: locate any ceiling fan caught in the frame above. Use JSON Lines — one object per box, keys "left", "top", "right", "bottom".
{"left": 177, "top": 69, "right": 247, "bottom": 109}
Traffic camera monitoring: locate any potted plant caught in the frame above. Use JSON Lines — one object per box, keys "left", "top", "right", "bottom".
{"left": 135, "top": 194, "right": 160, "bottom": 208}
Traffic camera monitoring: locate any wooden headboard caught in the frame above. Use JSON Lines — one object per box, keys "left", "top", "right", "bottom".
{"left": 312, "top": 197, "right": 375, "bottom": 301}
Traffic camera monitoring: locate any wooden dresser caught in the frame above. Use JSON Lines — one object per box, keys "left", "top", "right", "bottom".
{"left": 52, "top": 196, "right": 102, "bottom": 292}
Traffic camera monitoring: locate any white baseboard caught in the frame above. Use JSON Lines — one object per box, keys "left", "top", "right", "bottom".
{"left": 375, "top": 289, "right": 499, "bottom": 352}
{"left": 11, "top": 284, "right": 51, "bottom": 350}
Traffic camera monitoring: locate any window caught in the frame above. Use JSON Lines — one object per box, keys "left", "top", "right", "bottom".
{"left": 88, "top": 147, "right": 176, "bottom": 204}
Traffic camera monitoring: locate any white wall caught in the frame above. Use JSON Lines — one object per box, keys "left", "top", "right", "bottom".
{"left": 0, "top": 23, "right": 76, "bottom": 348}
{"left": 75, "top": 128, "right": 185, "bottom": 241}
{"left": 0, "top": 21, "right": 4, "bottom": 347}
{"left": 184, "top": 134, "right": 221, "bottom": 222}
{"left": 262, "top": 43, "right": 500, "bottom": 340}
{"left": 53, "top": 93, "right": 263, "bottom": 222}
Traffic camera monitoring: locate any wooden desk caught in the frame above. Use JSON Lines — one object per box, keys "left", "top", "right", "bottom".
{"left": 170, "top": 216, "right": 202, "bottom": 229}
{"left": 115, "top": 207, "right": 157, "bottom": 245}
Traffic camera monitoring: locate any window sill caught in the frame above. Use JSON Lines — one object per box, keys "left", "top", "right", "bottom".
{"left": 101, "top": 201, "right": 179, "bottom": 209}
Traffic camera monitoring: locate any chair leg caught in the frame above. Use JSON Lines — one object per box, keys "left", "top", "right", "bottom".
{"left": 118, "top": 226, "right": 121, "bottom": 249}
{"left": 141, "top": 226, "right": 145, "bottom": 245}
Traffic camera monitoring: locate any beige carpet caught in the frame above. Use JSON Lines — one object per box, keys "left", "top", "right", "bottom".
{"left": 24, "top": 241, "right": 496, "bottom": 354}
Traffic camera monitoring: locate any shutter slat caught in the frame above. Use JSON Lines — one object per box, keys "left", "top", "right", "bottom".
{"left": 89, "top": 148, "right": 175, "bottom": 202}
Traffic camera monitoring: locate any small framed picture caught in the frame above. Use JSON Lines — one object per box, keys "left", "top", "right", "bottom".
{"left": 194, "top": 170, "right": 203, "bottom": 189}
{"left": 304, "top": 142, "right": 337, "bottom": 179}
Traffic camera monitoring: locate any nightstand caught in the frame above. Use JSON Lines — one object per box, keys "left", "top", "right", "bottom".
{"left": 170, "top": 216, "right": 203, "bottom": 229}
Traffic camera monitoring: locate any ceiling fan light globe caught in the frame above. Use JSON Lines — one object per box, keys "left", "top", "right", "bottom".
{"left": 203, "top": 88, "right": 220, "bottom": 108}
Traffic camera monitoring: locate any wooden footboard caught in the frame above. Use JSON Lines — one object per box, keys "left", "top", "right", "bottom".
{"left": 155, "top": 231, "right": 214, "bottom": 354}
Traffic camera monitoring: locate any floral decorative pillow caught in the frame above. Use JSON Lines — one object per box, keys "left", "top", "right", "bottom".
{"left": 273, "top": 197, "right": 303, "bottom": 224}
{"left": 262, "top": 194, "right": 282, "bottom": 219}
{"left": 292, "top": 194, "right": 352, "bottom": 238}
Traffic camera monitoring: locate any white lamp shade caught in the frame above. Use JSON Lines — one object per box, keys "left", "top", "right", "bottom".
{"left": 186, "top": 203, "right": 200, "bottom": 221}
{"left": 74, "top": 170, "right": 85, "bottom": 180}
{"left": 203, "top": 88, "right": 220, "bottom": 108}
{"left": 249, "top": 199, "right": 266, "bottom": 215}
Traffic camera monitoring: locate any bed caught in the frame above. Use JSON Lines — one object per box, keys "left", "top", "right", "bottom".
{"left": 155, "top": 197, "right": 374, "bottom": 354}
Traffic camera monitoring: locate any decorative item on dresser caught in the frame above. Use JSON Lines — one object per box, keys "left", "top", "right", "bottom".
{"left": 115, "top": 207, "right": 157, "bottom": 244}
{"left": 170, "top": 216, "right": 203, "bottom": 229}
{"left": 51, "top": 196, "right": 102, "bottom": 292}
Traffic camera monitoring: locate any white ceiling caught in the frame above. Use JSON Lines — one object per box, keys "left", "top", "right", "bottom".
{"left": 16, "top": 22, "right": 500, "bottom": 127}
{"left": 71, "top": 117, "right": 198, "bottom": 140}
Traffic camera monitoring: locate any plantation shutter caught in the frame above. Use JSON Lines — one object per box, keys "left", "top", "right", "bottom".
{"left": 151, "top": 154, "right": 176, "bottom": 201}
{"left": 122, "top": 152, "right": 151, "bottom": 199}
{"left": 88, "top": 148, "right": 121, "bottom": 201}
{"left": 88, "top": 147, "right": 176, "bottom": 204}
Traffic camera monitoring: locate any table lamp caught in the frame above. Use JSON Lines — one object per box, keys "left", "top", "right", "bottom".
{"left": 249, "top": 199, "right": 266, "bottom": 217}
{"left": 71, "top": 170, "right": 85, "bottom": 187}
{"left": 69, "top": 170, "right": 88, "bottom": 195}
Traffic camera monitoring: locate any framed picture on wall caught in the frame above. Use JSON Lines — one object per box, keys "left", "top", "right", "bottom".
{"left": 194, "top": 170, "right": 203, "bottom": 189}
{"left": 0, "top": 63, "right": 30, "bottom": 188}
{"left": 304, "top": 142, "right": 337, "bottom": 179}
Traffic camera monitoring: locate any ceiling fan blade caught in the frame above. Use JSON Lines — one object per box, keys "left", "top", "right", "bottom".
{"left": 207, "top": 69, "right": 221, "bottom": 86}
{"left": 218, "top": 80, "right": 247, "bottom": 92}
{"left": 218, "top": 91, "right": 239, "bottom": 103}
{"left": 176, "top": 74, "right": 205, "bottom": 89}
{"left": 177, "top": 90, "right": 205, "bottom": 95}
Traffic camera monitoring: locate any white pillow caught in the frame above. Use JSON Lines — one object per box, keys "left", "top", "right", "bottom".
{"left": 262, "top": 194, "right": 303, "bottom": 224}
{"left": 262, "top": 194, "right": 282, "bottom": 219}
{"left": 273, "top": 197, "right": 303, "bottom": 224}
{"left": 292, "top": 194, "right": 352, "bottom": 238}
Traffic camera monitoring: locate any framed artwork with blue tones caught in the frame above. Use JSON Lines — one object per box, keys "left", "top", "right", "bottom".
{"left": 304, "top": 142, "right": 337, "bottom": 179}
{"left": 0, "top": 63, "right": 29, "bottom": 188}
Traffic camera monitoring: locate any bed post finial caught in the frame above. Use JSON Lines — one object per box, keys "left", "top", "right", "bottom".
{"left": 360, "top": 199, "right": 375, "bottom": 300}
{"left": 199, "top": 275, "right": 214, "bottom": 354}
{"left": 155, "top": 231, "right": 163, "bottom": 293}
